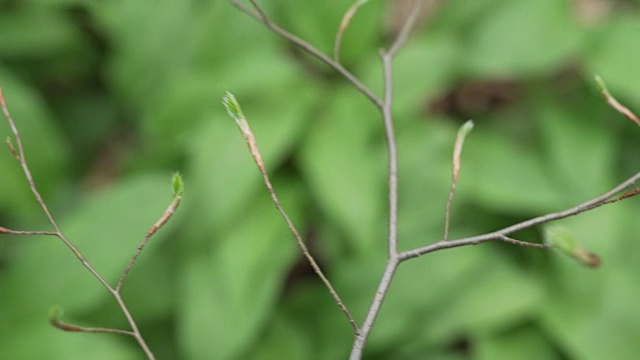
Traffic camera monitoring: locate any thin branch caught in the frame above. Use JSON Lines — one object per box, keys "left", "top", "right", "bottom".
{"left": 1, "top": 86, "right": 156, "bottom": 360}
{"left": 112, "top": 291, "right": 156, "bottom": 359}
{"left": 386, "top": 0, "right": 422, "bottom": 58}
{"left": 50, "top": 309, "right": 135, "bottom": 336}
{"left": 498, "top": 234, "right": 549, "bottom": 249}
{"left": 349, "top": 257, "right": 399, "bottom": 360}
{"left": 444, "top": 120, "right": 474, "bottom": 240}
{"left": 595, "top": 75, "right": 640, "bottom": 127}
{"left": 116, "top": 194, "right": 182, "bottom": 293}
{"left": 334, "top": 0, "right": 369, "bottom": 62}
{"left": 401, "top": 170, "right": 640, "bottom": 261}
{"left": 380, "top": 52, "right": 399, "bottom": 257}
{"left": 223, "top": 93, "right": 359, "bottom": 333}
{"left": 228, "top": 0, "right": 384, "bottom": 109}
{"left": 0, "top": 227, "right": 59, "bottom": 236}
{"left": 349, "top": 3, "right": 423, "bottom": 358}
{"left": 1, "top": 86, "right": 111, "bottom": 291}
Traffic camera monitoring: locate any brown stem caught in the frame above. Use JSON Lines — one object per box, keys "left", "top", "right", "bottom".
{"left": 0, "top": 86, "right": 155, "bottom": 360}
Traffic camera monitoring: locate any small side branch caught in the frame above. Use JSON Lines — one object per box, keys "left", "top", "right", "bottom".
{"left": 595, "top": 75, "right": 640, "bottom": 127}
{"left": 401, "top": 170, "right": 640, "bottom": 260}
{"left": 228, "top": 0, "right": 383, "bottom": 109}
{"left": 443, "top": 120, "right": 474, "bottom": 240}
{"left": 0, "top": 227, "right": 59, "bottom": 236}
{"left": 498, "top": 234, "right": 549, "bottom": 249}
{"left": 334, "top": 0, "right": 369, "bottom": 62}
{"left": 117, "top": 182, "right": 182, "bottom": 293}
{"left": 50, "top": 306, "right": 134, "bottom": 336}
{"left": 1, "top": 86, "right": 157, "bottom": 360}
{"left": 223, "top": 93, "right": 359, "bottom": 333}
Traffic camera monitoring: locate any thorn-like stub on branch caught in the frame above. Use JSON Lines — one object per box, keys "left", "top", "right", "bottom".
{"left": 5, "top": 137, "right": 19, "bottom": 160}
{"left": 544, "top": 224, "right": 601, "bottom": 268}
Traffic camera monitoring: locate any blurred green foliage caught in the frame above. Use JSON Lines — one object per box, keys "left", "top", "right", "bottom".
{"left": 1, "top": 0, "right": 640, "bottom": 359}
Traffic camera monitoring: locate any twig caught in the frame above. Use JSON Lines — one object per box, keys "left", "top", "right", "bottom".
{"left": 400, "top": 169, "right": 640, "bottom": 260}
{"left": 350, "top": 2, "right": 422, "bottom": 358}
{"left": 443, "top": 120, "right": 474, "bottom": 240}
{"left": 228, "top": 0, "right": 383, "bottom": 109}
{"left": 228, "top": 2, "right": 640, "bottom": 360}
{"left": 222, "top": 92, "right": 359, "bottom": 333}
{"left": 117, "top": 191, "right": 182, "bottom": 293}
{"left": 0, "top": 86, "right": 156, "bottom": 360}
{"left": 498, "top": 234, "right": 549, "bottom": 249}
{"left": 50, "top": 307, "right": 134, "bottom": 336}
{"left": 0, "top": 227, "right": 59, "bottom": 236}
{"left": 334, "top": 0, "right": 369, "bottom": 62}
{"left": 595, "top": 75, "right": 640, "bottom": 127}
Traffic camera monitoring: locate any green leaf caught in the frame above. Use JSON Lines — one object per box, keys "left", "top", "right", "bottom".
{"left": 299, "top": 88, "right": 386, "bottom": 256}
{"left": 244, "top": 314, "right": 314, "bottom": 360}
{"left": 538, "top": 100, "right": 616, "bottom": 203}
{"left": 539, "top": 208, "right": 640, "bottom": 360}
{"left": 171, "top": 172, "right": 184, "bottom": 196}
{"left": 0, "top": 174, "right": 183, "bottom": 318}
{"left": 585, "top": 15, "right": 640, "bottom": 109}
{"left": 464, "top": 0, "right": 582, "bottom": 76}
{"left": 396, "top": 252, "right": 545, "bottom": 352}
{"left": 222, "top": 92, "right": 244, "bottom": 121}
{"left": 0, "top": 318, "right": 139, "bottom": 360}
{"left": 545, "top": 224, "right": 601, "bottom": 268}
{"left": 474, "top": 327, "right": 560, "bottom": 360}
{"left": 177, "top": 182, "right": 302, "bottom": 360}
{"left": 461, "top": 129, "right": 563, "bottom": 214}
{"left": 273, "top": 0, "right": 384, "bottom": 66}
{"left": 0, "top": 8, "right": 87, "bottom": 58}
{"left": 0, "top": 68, "right": 69, "bottom": 217}
{"left": 185, "top": 84, "right": 313, "bottom": 238}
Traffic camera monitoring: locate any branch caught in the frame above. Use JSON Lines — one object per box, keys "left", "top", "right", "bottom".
{"left": 116, "top": 174, "right": 183, "bottom": 293}
{"left": 443, "top": 120, "right": 474, "bottom": 240}
{"left": 401, "top": 169, "right": 640, "bottom": 260}
{"left": 0, "top": 86, "right": 156, "bottom": 360}
{"left": 350, "top": 2, "right": 422, "bottom": 358}
{"left": 334, "top": 0, "right": 369, "bottom": 62}
{"left": 49, "top": 306, "right": 134, "bottom": 336}
{"left": 228, "top": 0, "right": 383, "bottom": 109}
{"left": 595, "top": 75, "right": 640, "bottom": 127}
{"left": 222, "top": 92, "right": 359, "bottom": 333}
{"left": 0, "top": 227, "right": 58, "bottom": 236}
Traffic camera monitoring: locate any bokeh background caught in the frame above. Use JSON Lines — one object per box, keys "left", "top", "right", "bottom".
{"left": 2, "top": 0, "right": 640, "bottom": 359}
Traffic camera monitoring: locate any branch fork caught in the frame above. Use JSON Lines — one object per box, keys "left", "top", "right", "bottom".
{"left": 228, "top": 2, "right": 640, "bottom": 359}
{"left": 0, "top": 86, "right": 183, "bottom": 360}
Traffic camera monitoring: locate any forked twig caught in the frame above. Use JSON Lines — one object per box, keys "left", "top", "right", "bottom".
{"left": 222, "top": 92, "right": 359, "bottom": 333}
{"left": 228, "top": 1, "right": 640, "bottom": 359}
{"left": 400, "top": 169, "right": 640, "bottom": 260}
{"left": 228, "top": 0, "right": 383, "bottom": 109}
{"left": 0, "top": 86, "right": 165, "bottom": 360}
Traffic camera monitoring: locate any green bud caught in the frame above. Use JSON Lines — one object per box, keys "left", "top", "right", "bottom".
{"left": 222, "top": 91, "right": 244, "bottom": 120}
{"left": 545, "top": 224, "right": 600, "bottom": 268}
{"left": 171, "top": 172, "right": 184, "bottom": 196}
